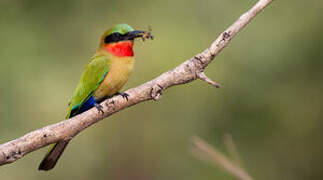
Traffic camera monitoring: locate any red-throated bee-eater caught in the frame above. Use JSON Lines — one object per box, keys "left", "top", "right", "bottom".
{"left": 39, "top": 24, "right": 153, "bottom": 171}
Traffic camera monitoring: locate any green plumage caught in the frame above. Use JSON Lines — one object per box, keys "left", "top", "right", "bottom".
{"left": 67, "top": 55, "right": 111, "bottom": 118}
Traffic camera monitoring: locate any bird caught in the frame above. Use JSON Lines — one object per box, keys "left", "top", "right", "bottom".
{"left": 38, "top": 24, "right": 153, "bottom": 171}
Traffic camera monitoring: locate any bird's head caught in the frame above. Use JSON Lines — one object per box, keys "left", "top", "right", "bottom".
{"left": 99, "top": 24, "right": 153, "bottom": 57}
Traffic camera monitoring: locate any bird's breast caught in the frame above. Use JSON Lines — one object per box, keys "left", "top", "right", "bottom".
{"left": 94, "top": 57, "right": 134, "bottom": 99}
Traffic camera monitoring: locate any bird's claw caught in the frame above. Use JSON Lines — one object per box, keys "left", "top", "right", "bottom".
{"left": 118, "top": 92, "right": 129, "bottom": 101}
{"left": 94, "top": 103, "right": 104, "bottom": 114}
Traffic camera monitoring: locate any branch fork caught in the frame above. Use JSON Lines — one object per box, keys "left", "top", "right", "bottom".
{"left": 197, "top": 72, "right": 221, "bottom": 88}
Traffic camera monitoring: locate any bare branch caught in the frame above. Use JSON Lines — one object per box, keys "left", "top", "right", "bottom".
{"left": 0, "top": 0, "right": 273, "bottom": 166}
{"left": 223, "top": 134, "right": 243, "bottom": 167}
{"left": 190, "top": 136, "right": 253, "bottom": 180}
{"left": 197, "top": 72, "right": 221, "bottom": 88}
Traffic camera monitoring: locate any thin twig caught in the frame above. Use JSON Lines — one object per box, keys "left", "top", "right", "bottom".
{"left": 190, "top": 136, "right": 253, "bottom": 180}
{"left": 223, "top": 134, "right": 243, "bottom": 167}
{"left": 0, "top": 0, "right": 273, "bottom": 166}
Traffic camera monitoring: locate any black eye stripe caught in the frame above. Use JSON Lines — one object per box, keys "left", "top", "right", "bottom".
{"left": 104, "top": 32, "right": 126, "bottom": 44}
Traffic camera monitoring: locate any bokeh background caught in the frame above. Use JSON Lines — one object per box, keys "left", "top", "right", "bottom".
{"left": 0, "top": 0, "right": 322, "bottom": 179}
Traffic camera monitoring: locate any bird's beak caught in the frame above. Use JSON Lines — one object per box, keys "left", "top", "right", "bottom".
{"left": 125, "top": 30, "right": 153, "bottom": 41}
{"left": 125, "top": 30, "right": 146, "bottom": 40}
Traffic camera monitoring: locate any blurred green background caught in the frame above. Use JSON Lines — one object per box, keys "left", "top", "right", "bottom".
{"left": 0, "top": 0, "right": 322, "bottom": 179}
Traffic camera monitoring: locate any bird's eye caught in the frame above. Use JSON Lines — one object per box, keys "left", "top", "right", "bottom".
{"left": 104, "top": 32, "right": 123, "bottom": 44}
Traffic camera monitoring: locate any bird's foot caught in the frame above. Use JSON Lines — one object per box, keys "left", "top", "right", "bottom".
{"left": 94, "top": 103, "right": 104, "bottom": 114}
{"left": 117, "top": 92, "right": 129, "bottom": 101}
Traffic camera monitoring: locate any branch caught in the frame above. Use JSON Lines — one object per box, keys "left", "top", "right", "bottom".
{"left": 0, "top": 0, "right": 272, "bottom": 166}
{"left": 223, "top": 133, "right": 243, "bottom": 167}
{"left": 190, "top": 136, "right": 253, "bottom": 180}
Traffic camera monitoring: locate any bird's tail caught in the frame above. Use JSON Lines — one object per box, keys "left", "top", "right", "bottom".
{"left": 38, "top": 140, "right": 70, "bottom": 171}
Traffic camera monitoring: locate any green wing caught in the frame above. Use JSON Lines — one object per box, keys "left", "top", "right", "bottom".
{"left": 66, "top": 55, "right": 111, "bottom": 118}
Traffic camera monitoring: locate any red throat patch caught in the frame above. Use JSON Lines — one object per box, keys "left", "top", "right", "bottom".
{"left": 105, "top": 41, "right": 134, "bottom": 57}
